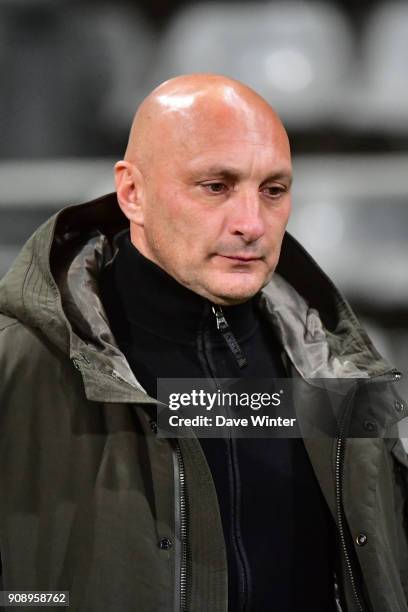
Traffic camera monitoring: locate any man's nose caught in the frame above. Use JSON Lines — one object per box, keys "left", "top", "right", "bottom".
{"left": 229, "top": 192, "right": 265, "bottom": 243}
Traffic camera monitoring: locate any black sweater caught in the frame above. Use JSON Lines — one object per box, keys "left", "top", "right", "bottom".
{"left": 100, "top": 231, "right": 337, "bottom": 612}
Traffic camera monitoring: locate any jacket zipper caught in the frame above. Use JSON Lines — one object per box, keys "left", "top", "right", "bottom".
{"left": 334, "top": 368, "right": 403, "bottom": 612}
{"left": 212, "top": 305, "right": 248, "bottom": 369}
{"left": 175, "top": 444, "right": 188, "bottom": 612}
{"left": 335, "top": 434, "right": 365, "bottom": 612}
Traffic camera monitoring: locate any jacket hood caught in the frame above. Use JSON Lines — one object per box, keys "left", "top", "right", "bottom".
{"left": 0, "top": 192, "right": 392, "bottom": 400}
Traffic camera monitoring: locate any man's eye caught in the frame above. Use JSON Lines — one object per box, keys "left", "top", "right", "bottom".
{"left": 202, "top": 182, "right": 227, "bottom": 194}
{"left": 262, "top": 185, "right": 286, "bottom": 199}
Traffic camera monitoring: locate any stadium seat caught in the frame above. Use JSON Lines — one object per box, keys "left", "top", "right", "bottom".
{"left": 0, "top": 3, "right": 154, "bottom": 157}
{"left": 341, "top": 2, "right": 408, "bottom": 134}
{"left": 150, "top": 2, "right": 355, "bottom": 129}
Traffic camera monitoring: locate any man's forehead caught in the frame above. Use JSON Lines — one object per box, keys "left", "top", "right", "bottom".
{"left": 164, "top": 113, "right": 292, "bottom": 182}
{"left": 180, "top": 121, "right": 291, "bottom": 166}
{"left": 170, "top": 108, "right": 289, "bottom": 155}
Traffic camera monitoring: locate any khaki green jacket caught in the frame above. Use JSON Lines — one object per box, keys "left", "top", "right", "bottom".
{"left": 0, "top": 193, "right": 407, "bottom": 612}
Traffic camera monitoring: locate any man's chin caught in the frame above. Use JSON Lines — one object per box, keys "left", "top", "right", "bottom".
{"left": 207, "top": 281, "right": 263, "bottom": 306}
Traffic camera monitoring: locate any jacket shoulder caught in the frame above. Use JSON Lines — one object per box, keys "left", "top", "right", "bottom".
{"left": 0, "top": 316, "right": 88, "bottom": 428}
{"left": 0, "top": 315, "right": 68, "bottom": 382}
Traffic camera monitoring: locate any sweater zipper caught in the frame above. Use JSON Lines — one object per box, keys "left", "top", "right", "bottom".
{"left": 175, "top": 443, "right": 189, "bottom": 612}
{"left": 197, "top": 309, "right": 249, "bottom": 610}
{"left": 334, "top": 368, "right": 403, "bottom": 612}
{"left": 212, "top": 305, "right": 248, "bottom": 369}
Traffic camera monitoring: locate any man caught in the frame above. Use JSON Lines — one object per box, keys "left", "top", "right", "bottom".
{"left": 0, "top": 74, "right": 406, "bottom": 612}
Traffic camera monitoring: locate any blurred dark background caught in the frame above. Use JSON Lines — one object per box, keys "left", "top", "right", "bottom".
{"left": 0, "top": 0, "right": 407, "bottom": 394}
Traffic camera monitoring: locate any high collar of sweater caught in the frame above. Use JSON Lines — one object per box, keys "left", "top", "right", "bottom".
{"left": 106, "top": 231, "right": 258, "bottom": 346}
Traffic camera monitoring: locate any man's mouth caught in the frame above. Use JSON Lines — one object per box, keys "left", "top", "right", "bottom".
{"left": 219, "top": 254, "right": 261, "bottom": 262}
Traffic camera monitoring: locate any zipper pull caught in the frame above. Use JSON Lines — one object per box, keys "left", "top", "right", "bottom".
{"left": 212, "top": 305, "right": 248, "bottom": 369}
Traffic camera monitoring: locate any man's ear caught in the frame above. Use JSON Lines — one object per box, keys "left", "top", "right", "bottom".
{"left": 114, "top": 160, "right": 145, "bottom": 226}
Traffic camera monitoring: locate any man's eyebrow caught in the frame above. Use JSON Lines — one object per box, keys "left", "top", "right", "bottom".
{"left": 191, "top": 165, "right": 293, "bottom": 186}
{"left": 191, "top": 165, "right": 242, "bottom": 180}
{"left": 263, "top": 171, "right": 293, "bottom": 188}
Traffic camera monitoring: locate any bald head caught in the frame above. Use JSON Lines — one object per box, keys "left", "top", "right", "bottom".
{"left": 124, "top": 74, "right": 289, "bottom": 170}
{"left": 115, "top": 73, "right": 292, "bottom": 305}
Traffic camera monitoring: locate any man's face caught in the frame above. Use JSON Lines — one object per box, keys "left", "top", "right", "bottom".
{"left": 132, "top": 100, "right": 292, "bottom": 305}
